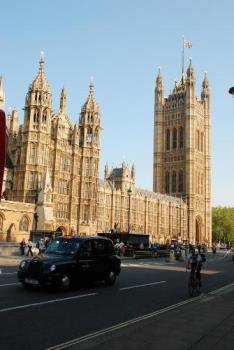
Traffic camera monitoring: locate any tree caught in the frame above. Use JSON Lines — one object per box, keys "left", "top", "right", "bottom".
{"left": 212, "top": 207, "right": 234, "bottom": 244}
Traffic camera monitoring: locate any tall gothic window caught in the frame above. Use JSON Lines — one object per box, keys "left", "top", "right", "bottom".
{"left": 19, "top": 216, "right": 29, "bottom": 232}
{"left": 201, "top": 132, "right": 204, "bottom": 152}
{"left": 179, "top": 127, "right": 184, "bottom": 148}
{"left": 87, "top": 127, "right": 93, "bottom": 143}
{"left": 173, "top": 128, "right": 177, "bottom": 149}
{"left": 172, "top": 171, "right": 177, "bottom": 193}
{"left": 178, "top": 170, "right": 184, "bottom": 193}
{"left": 30, "top": 143, "right": 36, "bottom": 164}
{"left": 85, "top": 159, "right": 91, "bottom": 176}
{"left": 84, "top": 205, "right": 89, "bottom": 222}
{"left": 28, "top": 172, "right": 35, "bottom": 190}
{"left": 165, "top": 171, "right": 170, "bottom": 194}
{"left": 166, "top": 129, "right": 170, "bottom": 150}
{"left": 0, "top": 213, "right": 4, "bottom": 231}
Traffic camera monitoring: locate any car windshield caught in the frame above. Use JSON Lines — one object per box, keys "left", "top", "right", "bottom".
{"left": 45, "top": 239, "right": 80, "bottom": 255}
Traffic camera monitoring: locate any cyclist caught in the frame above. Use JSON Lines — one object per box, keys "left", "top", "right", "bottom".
{"left": 187, "top": 246, "right": 205, "bottom": 287}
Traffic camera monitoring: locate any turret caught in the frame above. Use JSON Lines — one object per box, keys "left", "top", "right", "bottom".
{"left": 79, "top": 80, "right": 100, "bottom": 147}
{"left": 60, "top": 87, "right": 67, "bottom": 112}
{"left": 201, "top": 71, "right": 210, "bottom": 103}
{"left": 131, "top": 163, "right": 135, "bottom": 182}
{"left": 186, "top": 58, "right": 196, "bottom": 101}
{"left": 104, "top": 163, "right": 109, "bottom": 180}
{"left": 23, "top": 54, "right": 52, "bottom": 132}
{"left": 9, "top": 108, "right": 19, "bottom": 135}
{"left": 155, "top": 67, "right": 164, "bottom": 107}
{"left": 0, "top": 76, "right": 5, "bottom": 109}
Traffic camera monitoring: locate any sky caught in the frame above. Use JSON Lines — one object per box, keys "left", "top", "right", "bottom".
{"left": 1, "top": 0, "right": 234, "bottom": 207}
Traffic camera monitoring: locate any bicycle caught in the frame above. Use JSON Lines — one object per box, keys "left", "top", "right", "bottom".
{"left": 187, "top": 268, "right": 201, "bottom": 297}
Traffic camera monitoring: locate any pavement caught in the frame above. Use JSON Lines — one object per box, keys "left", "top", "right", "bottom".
{"left": 0, "top": 254, "right": 233, "bottom": 350}
{"left": 70, "top": 285, "right": 234, "bottom": 350}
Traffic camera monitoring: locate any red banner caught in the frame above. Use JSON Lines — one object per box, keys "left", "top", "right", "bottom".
{"left": 0, "top": 109, "right": 6, "bottom": 201}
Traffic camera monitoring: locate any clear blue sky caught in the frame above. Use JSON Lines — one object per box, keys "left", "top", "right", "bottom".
{"left": 1, "top": 0, "right": 234, "bottom": 206}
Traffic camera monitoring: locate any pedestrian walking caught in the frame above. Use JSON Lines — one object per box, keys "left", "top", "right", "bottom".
{"left": 19, "top": 238, "right": 26, "bottom": 256}
{"left": 26, "top": 240, "right": 33, "bottom": 257}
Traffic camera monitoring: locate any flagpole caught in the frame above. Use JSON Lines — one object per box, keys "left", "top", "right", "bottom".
{"left": 182, "top": 35, "right": 185, "bottom": 80}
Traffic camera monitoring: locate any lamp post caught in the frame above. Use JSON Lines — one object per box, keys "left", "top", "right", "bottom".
{"left": 127, "top": 188, "right": 132, "bottom": 233}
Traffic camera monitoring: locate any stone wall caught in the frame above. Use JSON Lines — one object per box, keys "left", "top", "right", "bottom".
{"left": 0, "top": 200, "right": 35, "bottom": 242}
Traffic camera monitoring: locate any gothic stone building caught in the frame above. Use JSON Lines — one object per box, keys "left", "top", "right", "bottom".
{"left": 0, "top": 58, "right": 211, "bottom": 245}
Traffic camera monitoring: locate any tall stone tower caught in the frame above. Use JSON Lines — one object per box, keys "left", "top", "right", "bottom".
{"left": 77, "top": 80, "right": 101, "bottom": 234}
{"left": 12, "top": 56, "right": 52, "bottom": 203}
{"left": 153, "top": 60, "right": 211, "bottom": 245}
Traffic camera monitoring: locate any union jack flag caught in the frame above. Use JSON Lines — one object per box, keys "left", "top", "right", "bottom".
{"left": 183, "top": 38, "right": 192, "bottom": 48}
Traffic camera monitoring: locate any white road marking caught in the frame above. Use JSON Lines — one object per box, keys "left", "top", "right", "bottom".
{"left": 209, "top": 282, "right": 234, "bottom": 296}
{"left": 120, "top": 281, "right": 166, "bottom": 290}
{"left": 0, "top": 272, "right": 17, "bottom": 275}
{"left": 0, "top": 282, "right": 21, "bottom": 287}
{"left": 45, "top": 296, "right": 203, "bottom": 350}
{"left": 0, "top": 293, "right": 97, "bottom": 313}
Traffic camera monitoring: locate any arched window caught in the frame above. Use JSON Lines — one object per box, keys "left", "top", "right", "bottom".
{"left": 19, "top": 216, "right": 29, "bottom": 232}
{"left": 172, "top": 171, "right": 177, "bottom": 193}
{"left": 87, "top": 127, "right": 93, "bottom": 143}
{"left": 166, "top": 129, "right": 170, "bottom": 150}
{"left": 179, "top": 127, "right": 184, "bottom": 148}
{"left": 85, "top": 159, "right": 91, "bottom": 176}
{"left": 201, "top": 132, "right": 204, "bottom": 152}
{"left": 173, "top": 128, "right": 177, "bottom": 149}
{"left": 0, "top": 213, "right": 4, "bottom": 231}
{"left": 198, "top": 130, "right": 200, "bottom": 151}
{"left": 30, "top": 143, "right": 36, "bottom": 164}
{"left": 201, "top": 174, "right": 204, "bottom": 195}
{"left": 165, "top": 172, "right": 170, "bottom": 194}
{"left": 178, "top": 170, "right": 184, "bottom": 193}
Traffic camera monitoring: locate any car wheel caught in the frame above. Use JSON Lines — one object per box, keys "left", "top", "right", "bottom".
{"left": 105, "top": 271, "right": 117, "bottom": 286}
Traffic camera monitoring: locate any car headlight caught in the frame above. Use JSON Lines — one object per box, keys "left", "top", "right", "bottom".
{"left": 20, "top": 260, "right": 27, "bottom": 269}
{"left": 50, "top": 264, "right": 56, "bottom": 272}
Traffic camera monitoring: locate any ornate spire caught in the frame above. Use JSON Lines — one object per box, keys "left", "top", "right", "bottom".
{"left": 201, "top": 71, "right": 210, "bottom": 101}
{"left": 186, "top": 57, "right": 195, "bottom": 78}
{"left": 31, "top": 53, "right": 51, "bottom": 92}
{"left": 9, "top": 108, "right": 19, "bottom": 134}
{"left": 0, "top": 76, "right": 5, "bottom": 109}
{"left": 60, "top": 87, "right": 67, "bottom": 112}
{"left": 81, "top": 78, "right": 99, "bottom": 113}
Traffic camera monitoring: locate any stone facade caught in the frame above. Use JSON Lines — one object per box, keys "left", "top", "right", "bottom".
{"left": 0, "top": 57, "right": 211, "bottom": 245}
{"left": 0, "top": 200, "right": 35, "bottom": 242}
{"left": 153, "top": 61, "right": 211, "bottom": 246}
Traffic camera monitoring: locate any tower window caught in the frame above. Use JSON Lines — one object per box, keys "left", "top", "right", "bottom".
{"left": 173, "top": 128, "right": 177, "bottom": 149}
{"left": 172, "top": 171, "right": 177, "bottom": 193}
{"left": 166, "top": 129, "right": 170, "bottom": 150}
{"left": 179, "top": 127, "right": 184, "bottom": 148}
{"left": 201, "top": 132, "right": 204, "bottom": 152}
{"left": 87, "top": 127, "right": 93, "bottom": 143}
{"left": 165, "top": 171, "right": 170, "bottom": 194}
{"left": 178, "top": 170, "right": 184, "bottom": 192}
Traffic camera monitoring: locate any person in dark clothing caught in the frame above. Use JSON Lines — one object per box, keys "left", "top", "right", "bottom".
{"left": 26, "top": 240, "right": 33, "bottom": 257}
{"left": 20, "top": 238, "right": 26, "bottom": 256}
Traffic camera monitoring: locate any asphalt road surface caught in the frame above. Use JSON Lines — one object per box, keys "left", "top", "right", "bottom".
{"left": 0, "top": 251, "right": 233, "bottom": 350}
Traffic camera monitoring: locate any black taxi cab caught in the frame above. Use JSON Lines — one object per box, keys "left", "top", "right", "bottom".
{"left": 17, "top": 236, "right": 121, "bottom": 289}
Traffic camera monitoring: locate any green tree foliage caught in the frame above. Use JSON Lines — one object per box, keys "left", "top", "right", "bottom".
{"left": 212, "top": 207, "right": 234, "bottom": 243}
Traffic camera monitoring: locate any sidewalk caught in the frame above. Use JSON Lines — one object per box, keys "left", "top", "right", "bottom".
{"left": 0, "top": 254, "right": 23, "bottom": 266}
{"left": 69, "top": 286, "right": 234, "bottom": 350}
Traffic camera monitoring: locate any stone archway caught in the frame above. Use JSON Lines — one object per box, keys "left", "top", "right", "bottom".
{"left": 7, "top": 223, "right": 16, "bottom": 242}
{"left": 195, "top": 216, "right": 202, "bottom": 244}
{"left": 56, "top": 226, "right": 67, "bottom": 236}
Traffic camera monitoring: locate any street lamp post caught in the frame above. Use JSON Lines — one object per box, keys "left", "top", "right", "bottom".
{"left": 127, "top": 188, "right": 132, "bottom": 233}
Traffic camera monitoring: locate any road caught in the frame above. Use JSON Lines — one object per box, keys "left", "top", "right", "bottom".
{"left": 0, "top": 251, "right": 233, "bottom": 350}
